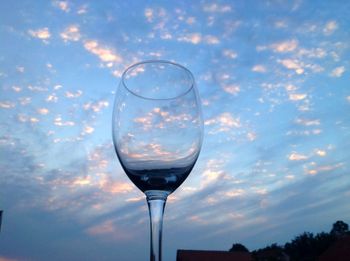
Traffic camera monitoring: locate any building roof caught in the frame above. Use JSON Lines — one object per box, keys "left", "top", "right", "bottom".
{"left": 177, "top": 249, "right": 252, "bottom": 261}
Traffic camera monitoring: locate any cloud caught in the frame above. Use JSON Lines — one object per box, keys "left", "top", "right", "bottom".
{"left": 205, "top": 112, "right": 241, "bottom": 132}
{"left": 54, "top": 116, "right": 75, "bottom": 126}
{"left": 46, "top": 93, "right": 58, "bottom": 103}
{"left": 222, "top": 84, "right": 240, "bottom": 95}
{"left": 288, "top": 152, "right": 308, "bottom": 161}
{"left": 330, "top": 66, "right": 345, "bottom": 77}
{"left": 203, "top": 3, "right": 232, "bottom": 13}
{"left": 323, "top": 20, "right": 338, "bottom": 35}
{"left": 177, "top": 33, "right": 202, "bottom": 44}
{"left": 144, "top": 8, "right": 154, "bottom": 22}
{"left": 252, "top": 65, "right": 267, "bottom": 73}
{"left": 289, "top": 93, "right": 307, "bottom": 101}
{"left": 271, "top": 39, "right": 298, "bottom": 53}
{"left": 205, "top": 35, "right": 220, "bottom": 44}
{"left": 258, "top": 40, "right": 298, "bottom": 53}
{"left": 53, "top": 1, "right": 70, "bottom": 12}
{"left": 60, "top": 25, "right": 81, "bottom": 42}
{"left": 28, "top": 28, "right": 51, "bottom": 41}
{"left": 278, "top": 59, "right": 304, "bottom": 74}
{"left": 65, "top": 90, "right": 83, "bottom": 98}
{"left": 82, "top": 125, "right": 94, "bottom": 134}
{"left": 84, "top": 40, "right": 122, "bottom": 63}
{"left": 222, "top": 49, "right": 237, "bottom": 59}
{"left": 315, "top": 149, "right": 326, "bottom": 157}
{"left": 0, "top": 101, "right": 15, "bottom": 109}
{"left": 83, "top": 100, "right": 109, "bottom": 112}
{"left": 37, "top": 108, "right": 49, "bottom": 115}
{"left": 12, "top": 86, "right": 22, "bottom": 92}
{"left": 295, "top": 118, "right": 320, "bottom": 126}
{"left": 347, "top": 96, "right": 350, "bottom": 103}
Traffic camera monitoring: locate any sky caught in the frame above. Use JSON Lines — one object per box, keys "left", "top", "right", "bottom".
{"left": 0, "top": 0, "right": 350, "bottom": 260}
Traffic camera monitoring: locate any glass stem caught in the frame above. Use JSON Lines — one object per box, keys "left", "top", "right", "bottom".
{"left": 146, "top": 191, "right": 168, "bottom": 261}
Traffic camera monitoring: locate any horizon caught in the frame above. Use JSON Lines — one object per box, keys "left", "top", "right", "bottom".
{"left": 1, "top": 0, "right": 350, "bottom": 260}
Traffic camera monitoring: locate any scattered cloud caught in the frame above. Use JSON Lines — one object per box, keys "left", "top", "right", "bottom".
{"left": 222, "top": 49, "right": 237, "bottom": 59}
{"left": 288, "top": 152, "right": 308, "bottom": 161}
{"left": 271, "top": 39, "right": 298, "bottom": 53}
{"left": 65, "top": 90, "right": 83, "bottom": 98}
{"left": 0, "top": 101, "right": 15, "bottom": 109}
{"left": 315, "top": 149, "right": 326, "bottom": 157}
{"left": 330, "top": 66, "right": 345, "bottom": 77}
{"left": 54, "top": 116, "right": 75, "bottom": 126}
{"left": 83, "top": 100, "right": 109, "bottom": 112}
{"left": 37, "top": 108, "right": 49, "bottom": 115}
{"left": 252, "top": 65, "right": 267, "bottom": 73}
{"left": 205, "top": 35, "right": 220, "bottom": 44}
{"left": 53, "top": 1, "right": 70, "bottom": 12}
{"left": 278, "top": 59, "right": 304, "bottom": 74}
{"left": 222, "top": 84, "right": 240, "bottom": 95}
{"left": 323, "top": 20, "right": 338, "bottom": 35}
{"left": 177, "top": 33, "right": 202, "bottom": 44}
{"left": 203, "top": 3, "right": 232, "bottom": 13}
{"left": 84, "top": 40, "right": 122, "bottom": 63}
{"left": 205, "top": 112, "right": 241, "bottom": 132}
{"left": 28, "top": 28, "right": 51, "bottom": 42}
{"left": 289, "top": 93, "right": 307, "bottom": 101}
{"left": 295, "top": 118, "right": 320, "bottom": 126}
{"left": 46, "top": 93, "right": 58, "bottom": 103}
{"left": 60, "top": 25, "right": 81, "bottom": 42}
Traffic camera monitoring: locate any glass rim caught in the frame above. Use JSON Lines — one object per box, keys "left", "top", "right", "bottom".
{"left": 121, "top": 60, "right": 195, "bottom": 101}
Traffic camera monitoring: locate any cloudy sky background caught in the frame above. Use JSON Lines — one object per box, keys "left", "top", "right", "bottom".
{"left": 1, "top": 0, "right": 350, "bottom": 260}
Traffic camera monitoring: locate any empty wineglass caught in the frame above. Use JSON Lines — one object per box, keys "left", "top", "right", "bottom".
{"left": 112, "top": 60, "right": 203, "bottom": 261}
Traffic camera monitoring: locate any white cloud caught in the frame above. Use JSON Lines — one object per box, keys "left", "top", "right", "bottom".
{"left": 203, "top": 3, "right": 232, "bottom": 13}
{"left": 144, "top": 8, "right": 153, "bottom": 22}
{"left": 222, "top": 84, "right": 240, "bottom": 95}
{"left": 289, "top": 93, "right": 307, "bottom": 101}
{"left": 315, "top": 149, "right": 326, "bottom": 157}
{"left": 252, "top": 65, "right": 267, "bottom": 73}
{"left": 83, "top": 100, "right": 109, "bottom": 112}
{"left": 288, "top": 152, "right": 308, "bottom": 161}
{"left": 205, "top": 35, "right": 220, "bottom": 44}
{"left": 323, "top": 20, "right": 338, "bottom": 35}
{"left": 271, "top": 39, "right": 298, "bottom": 53}
{"left": 278, "top": 59, "right": 304, "bottom": 74}
{"left": 330, "top": 66, "right": 345, "bottom": 77}
{"left": 295, "top": 118, "right": 320, "bottom": 126}
{"left": 65, "top": 90, "right": 83, "bottom": 98}
{"left": 205, "top": 112, "right": 241, "bottom": 133}
{"left": 60, "top": 25, "right": 81, "bottom": 42}
{"left": 222, "top": 49, "right": 237, "bottom": 59}
{"left": 177, "top": 33, "right": 202, "bottom": 44}
{"left": 12, "top": 86, "right": 22, "bottom": 92}
{"left": 84, "top": 40, "right": 122, "bottom": 63}
{"left": 0, "top": 101, "right": 15, "bottom": 109}
{"left": 53, "top": 1, "right": 70, "bottom": 12}
{"left": 37, "top": 108, "right": 49, "bottom": 115}
{"left": 54, "top": 116, "right": 75, "bottom": 126}
{"left": 347, "top": 96, "right": 350, "bottom": 103}
{"left": 28, "top": 28, "right": 51, "bottom": 41}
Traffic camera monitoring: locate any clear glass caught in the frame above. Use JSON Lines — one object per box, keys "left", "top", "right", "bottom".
{"left": 112, "top": 60, "right": 203, "bottom": 261}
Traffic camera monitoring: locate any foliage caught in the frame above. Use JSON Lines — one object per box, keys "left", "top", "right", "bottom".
{"left": 230, "top": 220, "right": 349, "bottom": 261}
{"left": 229, "top": 243, "right": 249, "bottom": 252}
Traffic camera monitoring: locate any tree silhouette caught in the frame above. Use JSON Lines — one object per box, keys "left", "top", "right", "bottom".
{"left": 330, "top": 220, "right": 349, "bottom": 237}
{"left": 229, "top": 243, "right": 249, "bottom": 252}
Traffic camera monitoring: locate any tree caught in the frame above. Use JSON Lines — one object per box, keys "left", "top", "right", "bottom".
{"left": 229, "top": 243, "right": 249, "bottom": 252}
{"left": 330, "top": 220, "right": 349, "bottom": 237}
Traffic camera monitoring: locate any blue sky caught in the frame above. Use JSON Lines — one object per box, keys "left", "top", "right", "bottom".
{"left": 1, "top": 0, "right": 350, "bottom": 260}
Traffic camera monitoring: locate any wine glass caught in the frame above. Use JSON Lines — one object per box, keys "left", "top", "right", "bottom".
{"left": 112, "top": 60, "right": 203, "bottom": 261}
